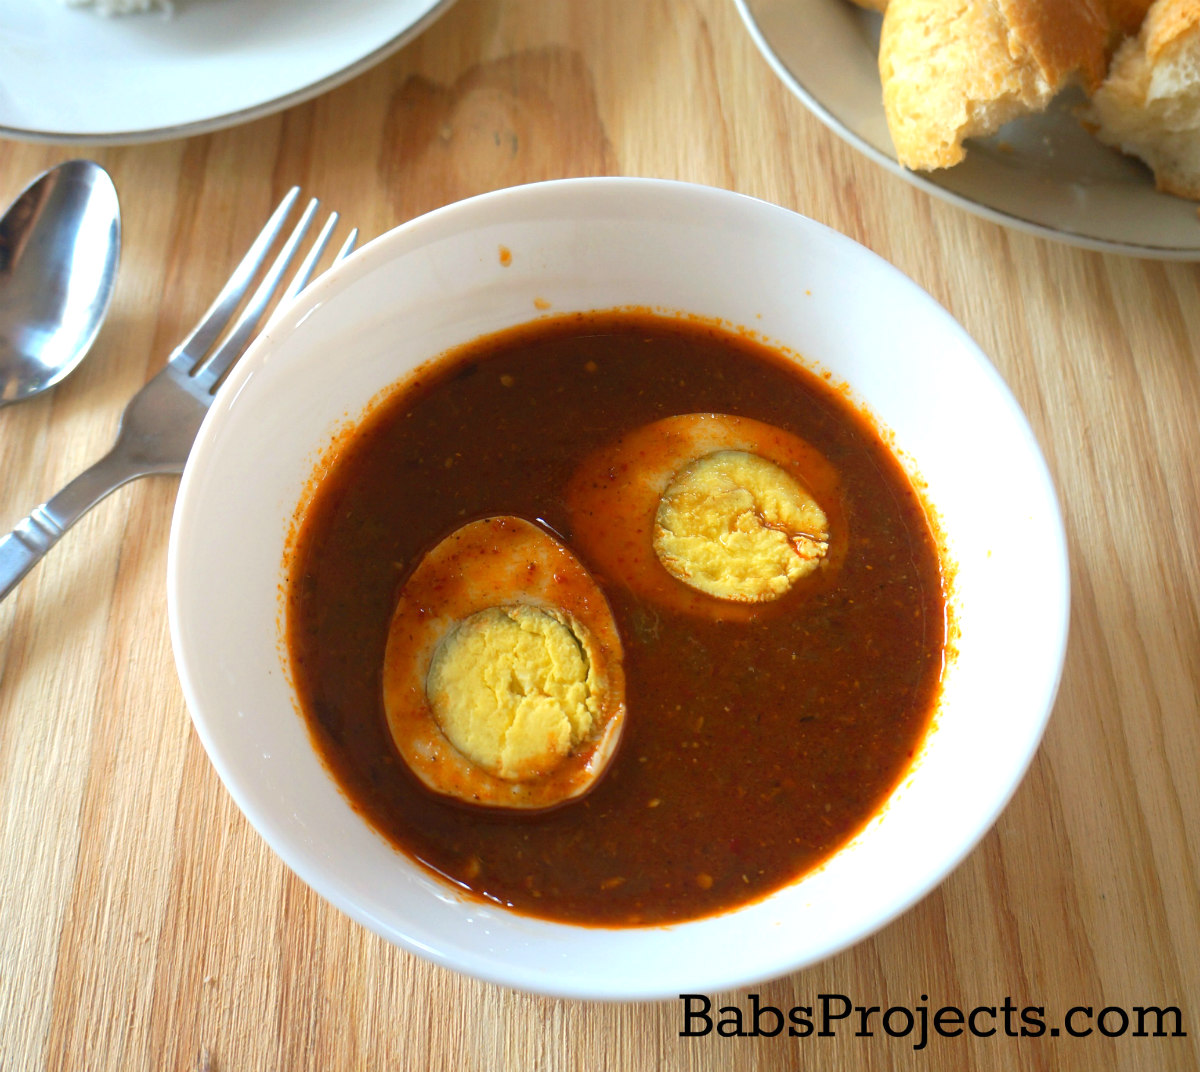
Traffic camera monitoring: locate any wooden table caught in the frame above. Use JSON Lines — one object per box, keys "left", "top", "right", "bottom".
{"left": 2, "top": 1, "right": 1197, "bottom": 1069}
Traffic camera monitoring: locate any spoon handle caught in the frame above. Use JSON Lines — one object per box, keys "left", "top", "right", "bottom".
{"left": 0, "top": 449, "right": 143, "bottom": 604}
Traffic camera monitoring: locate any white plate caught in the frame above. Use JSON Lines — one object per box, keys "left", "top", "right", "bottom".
{"left": 735, "top": 0, "right": 1200, "bottom": 258}
{"left": 0, "top": 0, "right": 455, "bottom": 143}
{"left": 169, "top": 178, "right": 1069, "bottom": 998}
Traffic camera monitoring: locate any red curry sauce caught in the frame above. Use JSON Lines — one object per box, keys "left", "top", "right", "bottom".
{"left": 285, "top": 311, "right": 945, "bottom": 926}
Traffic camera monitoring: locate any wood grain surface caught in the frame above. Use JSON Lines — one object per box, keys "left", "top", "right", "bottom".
{"left": 1, "top": 0, "right": 1198, "bottom": 1069}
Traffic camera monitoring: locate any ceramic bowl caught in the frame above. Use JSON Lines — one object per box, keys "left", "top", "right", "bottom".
{"left": 168, "top": 177, "right": 1069, "bottom": 999}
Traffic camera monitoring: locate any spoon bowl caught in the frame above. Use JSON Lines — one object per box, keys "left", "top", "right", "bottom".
{"left": 0, "top": 160, "right": 121, "bottom": 407}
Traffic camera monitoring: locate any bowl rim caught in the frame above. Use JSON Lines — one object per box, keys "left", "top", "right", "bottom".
{"left": 168, "top": 176, "right": 1071, "bottom": 999}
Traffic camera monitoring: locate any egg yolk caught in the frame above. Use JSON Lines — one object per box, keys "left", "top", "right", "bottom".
{"left": 654, "top": 449, "right": 830, "bottom": 602}
{"left": 426, "top": 604, "right": 600, "bottom": 781}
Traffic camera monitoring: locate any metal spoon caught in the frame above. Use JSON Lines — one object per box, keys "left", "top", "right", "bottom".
{"left": 0, "top": 160, "right": 120, "bottom": 407}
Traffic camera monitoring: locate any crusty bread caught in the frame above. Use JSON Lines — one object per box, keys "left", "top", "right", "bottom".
{"left": 1084, "top": 0, "right": 1200, "bottom": 198}
{"left": 1106, "top": 0, "right": 1156, "bottom": 37}
{"left": 854, "top": 0, "right": 1146, "bottom": 34}
{"left": 880, "top": 0, "right": 1111, "bottom": 170}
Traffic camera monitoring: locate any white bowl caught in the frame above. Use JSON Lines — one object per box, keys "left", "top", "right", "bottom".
{"left": 168, "top": 177, "right": 1069, "bottom": 999}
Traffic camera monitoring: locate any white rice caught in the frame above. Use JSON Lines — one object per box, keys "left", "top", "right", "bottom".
{"left": 63, "top": 0, "right": 173, "bottom": 14}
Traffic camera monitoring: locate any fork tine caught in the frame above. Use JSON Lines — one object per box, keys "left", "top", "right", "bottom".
{"left": 334, "top": 227, "right": 359, "bottom": 263}
{"left": 190, "top": 198, "right": 322, "bottom": 394}
{"left": 263, "top": 220, "right": 358, "bottom": 336}
{"left": 168, "top": 186, "right": 301, "bottom": 371}
{"left": 277, "top": 209, "right": 340, "bottom": 309}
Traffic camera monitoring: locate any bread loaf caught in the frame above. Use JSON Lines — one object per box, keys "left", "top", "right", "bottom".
{"left": 1084, "top": 0, "right": 1200, "bottom": 198}
{"left": 880, "top": 0, "right": 1111, "bottom": 170}
{"left": 854, "top": 0, "right": 1146, "bottom": 34}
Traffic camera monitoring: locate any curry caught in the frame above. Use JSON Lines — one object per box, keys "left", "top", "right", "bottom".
{"left": 285, "top": 310, "right": 945, "bottom": 926}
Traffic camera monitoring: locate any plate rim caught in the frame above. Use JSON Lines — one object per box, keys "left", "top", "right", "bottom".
{"left": 733, "top": 0, "right": 1200, "bottom": 260}
{"left": 0, "top": 0, "right": 457, "bottom": 145}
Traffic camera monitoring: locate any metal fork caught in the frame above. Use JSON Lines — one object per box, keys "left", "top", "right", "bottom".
{"left": 0, "top": 187, "right": 357, "bottom": 604}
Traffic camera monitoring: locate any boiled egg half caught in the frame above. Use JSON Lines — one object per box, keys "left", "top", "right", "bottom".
{"left": 382, "top": 515, "right": 626, "bottom": 810}
{"left": 565, "top": 413, "right": 845, "bottom": 621}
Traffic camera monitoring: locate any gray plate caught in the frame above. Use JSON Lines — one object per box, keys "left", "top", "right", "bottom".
{"left": 735, "top": 0, "right": 1200, "bottom": 259}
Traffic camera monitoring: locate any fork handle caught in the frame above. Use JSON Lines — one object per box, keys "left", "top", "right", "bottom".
{"left": 0, "top": 448, "right": 146, "bottom": 604}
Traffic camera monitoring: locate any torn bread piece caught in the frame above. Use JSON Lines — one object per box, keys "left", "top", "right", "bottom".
{"left": 880, "top": 0, "right": 1111, "bottom": 170}
{"left": 1084, "top": 0, "right": 1200, "bottom": 198}
{"left": 1106, "top": 0, "right": 1156, "bottom": 37}
{"left": 851, "top": 0, "right": 1147, "bottom": 32}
